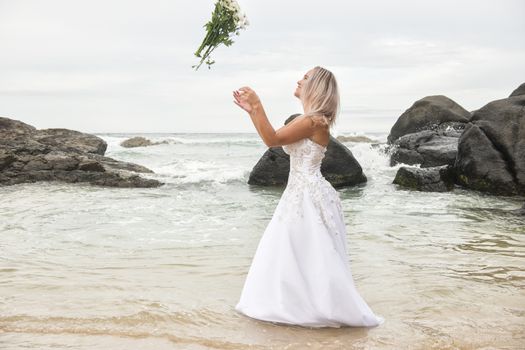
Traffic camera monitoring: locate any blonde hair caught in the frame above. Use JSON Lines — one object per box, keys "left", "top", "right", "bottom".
{"left": 300, "top": 66, "right": 340, "bottom": 128}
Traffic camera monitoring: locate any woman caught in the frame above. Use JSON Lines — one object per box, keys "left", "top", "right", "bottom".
{"left": 232, "top": 66, "right": 384, "bottom": 328}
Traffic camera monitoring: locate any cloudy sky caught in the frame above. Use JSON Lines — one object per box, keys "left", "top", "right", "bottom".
{"left": 1, "top": 0, "right": 524, "bottom": 134}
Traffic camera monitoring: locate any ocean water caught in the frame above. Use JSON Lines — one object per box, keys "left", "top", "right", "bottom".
{"left": 1, "top": 132, "right": 524, "bottom": 350}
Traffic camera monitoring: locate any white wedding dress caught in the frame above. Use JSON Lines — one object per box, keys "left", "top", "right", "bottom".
{"left": 235, "top": 137, "right": 384, "bottom": 328}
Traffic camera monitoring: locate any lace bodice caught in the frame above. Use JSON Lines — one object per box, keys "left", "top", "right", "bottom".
{"left": 276, "top": 138, "right": 344, "bottom": 236}
{"left": 282, "top": 138, "right": 327, "bottom": 174}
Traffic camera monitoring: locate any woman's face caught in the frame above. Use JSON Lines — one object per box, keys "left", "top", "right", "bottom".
{"left": 294, "top": 68, "right": 315, "bottom": 100}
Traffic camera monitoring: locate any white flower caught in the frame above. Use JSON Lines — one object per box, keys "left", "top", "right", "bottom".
{"left": 230, "top": 0, "right": 241, "bottom": 12}
{"left": 222, "top": 0, "right": 241, "bottom": 14}
{"left": 221, "top": 0, "right": 235, "bottom": 12}
{"left": 236, "top": 13, "right": 248, "bottom": 27}
{"left": 226, "top": 0, "right": 241, "bottom": 13}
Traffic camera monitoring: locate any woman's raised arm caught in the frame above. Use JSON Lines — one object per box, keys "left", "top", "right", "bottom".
{"left": 233, "top": 87, "right": 317, "bottom": 147}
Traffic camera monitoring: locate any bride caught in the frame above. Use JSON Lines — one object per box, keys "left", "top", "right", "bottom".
{"left": 232, "top": 66, "right": 384, "bottom": 328}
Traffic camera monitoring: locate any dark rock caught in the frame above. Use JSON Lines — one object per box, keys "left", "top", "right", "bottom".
{"left": 390, "top": 123, "right": 465, "bottom": 167}
{"left": 2, "top": 169, "right": 160, "bottom": 188}
{"left": 23, "top": 157, "right": 54, "bottom": 171}
{"left": 121, "top": 136, "right": 154, "bottom": 148}
{"left": 33, "top": 128, "right": 107, "bottom": 155}
{"left": 248, "top": 147, "right": 291, "bottom": 186}
{"left": 509, "top": 82, "right": 525, "bottom": 97}
{"left": 91, "top": 154, "right": 154, "bottom": 173}
{"left": 0, "top": 150, "right": 16, "bottom": 171}
{"left": 78, "top": 159, "right": 105, "bottom": 172}
{"left": 2, "top": 137, "right": 51, "bottom": 156}
{"left": 387, "top": 95, "right": 470, "bottom": 144}
{"left": 248, "top": 114, "right": 367, "bottom": 188}
{"left": 0, "top": 118, "right": 36, "bottom": 136}
{"left": 454, "top": 95, "right": 525, "bottom": 196}
{"left": 87, "top": 172, "right": 160, "bottom": 188}
{"left": 120, "top": 136, "right": 170, "bottom": 148}
{"left": 393, "top": 165, "right": 455, "bottom": 192}
{"left": 387, "top": 96, "right": 469, "bottom": 169}
{"left": 42, "top": 151, "right": 80, "bottom": 171}
{"left": 320, "top": 139, "right": 367, "bottom": 187}
{"left": 0, "top": 116, "right": 163, "bottom": 188}
{"left": 284, "top": 114, "right": 302, "bottom": 124}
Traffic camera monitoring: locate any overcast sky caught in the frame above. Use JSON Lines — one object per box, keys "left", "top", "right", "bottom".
{"left": 1, "top": 0, "right": 524, "bottom": 134}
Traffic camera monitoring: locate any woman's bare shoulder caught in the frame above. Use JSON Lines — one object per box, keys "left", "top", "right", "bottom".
{"left": 288, "top": 114, "right": 328, "bottom": 132}
{"left": 307, "top": 114, "right": 330, "bottom": 130}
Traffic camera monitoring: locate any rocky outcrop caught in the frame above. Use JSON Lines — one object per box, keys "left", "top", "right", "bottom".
{"left": 248, "top": 114, "right": 367, "bottom": 188}
{"left": 454, "top": 93, "right": 525, "bottom": 196}
{"left": 389, "top": 122, "right": 465, "bottom": 167}
{"left": 393, "top": 165, "right": 455, "bottom": 192}
{"left": 509, "top": 83, "right": 525, "bottom": 97}
{"left": 34, "top": 128, "right": 107, "bottom": 155}
{"left": 389, "top": 83, "right": 525, "bottom": 196}
{"left": 387, "top": 95, "right": 471, "bottom": 144}
{"left": 120, "top": 136, "right": 169, "bottom": 148}
{"left": 0, "top": 117, "right": 163, "bottom": 188}
{"left": 388, "top": 96, "right": 469, "bottom": 168}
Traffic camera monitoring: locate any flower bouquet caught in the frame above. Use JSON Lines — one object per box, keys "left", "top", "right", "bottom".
{"left": 193, "top": 0, "right": 249, "bottom": 71}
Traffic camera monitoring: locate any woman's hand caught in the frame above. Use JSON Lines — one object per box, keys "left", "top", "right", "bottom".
{"left": 233, "top": 87, "right": 261, "bottom": 114}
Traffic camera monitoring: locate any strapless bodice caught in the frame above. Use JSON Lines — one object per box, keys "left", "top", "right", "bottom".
{"left": 282, "top": 138, "right": 327, "bottom": 177}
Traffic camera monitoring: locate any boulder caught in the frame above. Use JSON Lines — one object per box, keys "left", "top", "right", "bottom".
{"left": 393, "top": 165, "right": 455, "bottom": 192}
{"left": 390, "top": 123, "right": 465, "bottom": 167}
{"left": 387, "top": 95, "right": 469, "bottom": 168}
{"left": 120, "top": 136, "right": 169, "bottom": 148}
{"left": 454, "top": 95, "right": 525, "bottom": 195}
{"left": 121, "top": 136, "right": 154, "bottom": 148}
{"left": 0, "top": 116, "right": 163, "bottom": 188}
{"left": 248, "top": 147, "right": 294, "bottom": 186}
{"left": 248, "top": 114, "right": 367, "bottom": 188}
{"left": 387, "top": 95, "right": 470, "bottom": 144}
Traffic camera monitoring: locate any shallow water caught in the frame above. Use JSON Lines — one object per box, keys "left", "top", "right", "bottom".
{"left": 1, "top": 133, "right": 524, "bottom": 349}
